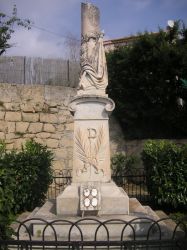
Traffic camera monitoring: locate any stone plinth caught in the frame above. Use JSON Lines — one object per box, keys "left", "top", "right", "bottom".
{"left": 56, "top": 181, "right": 129, "bottom": 216}
{"left": 25, "top": 199, "right": 176, "bottom": 241}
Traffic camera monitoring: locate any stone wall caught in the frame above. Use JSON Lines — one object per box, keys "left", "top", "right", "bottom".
{"left": 0, "top": 83, "right": 76, "bottom": 170}
{"left": 0, "top": 83, "right": 127, "bottom": 170}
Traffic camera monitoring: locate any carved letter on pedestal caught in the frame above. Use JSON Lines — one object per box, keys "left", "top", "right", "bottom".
{"left": 88, "top": 128, "right": 97, "bottom": 138}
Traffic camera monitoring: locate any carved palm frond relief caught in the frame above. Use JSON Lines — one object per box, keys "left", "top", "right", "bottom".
{"left": 75, "top": 126, "right": 105, "bottom": 167}
{"left": 75, "top": 128, "right": 89, "bottom": 163}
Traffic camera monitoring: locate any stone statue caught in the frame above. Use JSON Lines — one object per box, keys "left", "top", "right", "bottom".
{"left": 78, "top": 3, "right": 108, "bottom": 94}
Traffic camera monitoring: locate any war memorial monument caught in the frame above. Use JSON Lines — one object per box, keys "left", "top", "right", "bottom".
{"left": 56, "top": 2, "right": 129, "bottom": 217}
{"left": 22, "top": 3, "right": 184, "bottom": 243}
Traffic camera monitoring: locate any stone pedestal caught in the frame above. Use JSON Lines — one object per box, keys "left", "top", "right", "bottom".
{"left": 56, "top": 95, "right": 129, "bottom": 216}
{"left": 70, "top": 95, "right": 114, "bottom": 183}
{"left": 56, "top": 181, "right": 129, "bottom": 216}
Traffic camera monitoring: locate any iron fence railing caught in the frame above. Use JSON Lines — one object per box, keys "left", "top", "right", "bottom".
{"left": 0, "top": 217, "right": 186, "bottom": 250}
{"left": 47, "top": 169, "right": 72, "bottom": 199}
{"left": 0, "top": 238, "right": 186, "bottom": 249}
{"left": 47, "top": 169, "right": 150, "bottom": 203}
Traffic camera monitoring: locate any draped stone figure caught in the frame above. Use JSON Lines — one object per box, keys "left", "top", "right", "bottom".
{"left": 78, "top": 3, "right": 108, "bottom": 95}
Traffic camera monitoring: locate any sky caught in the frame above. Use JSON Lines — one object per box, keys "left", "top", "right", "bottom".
{"left": 1, "top": 0, "right": 187, "bottom": 58}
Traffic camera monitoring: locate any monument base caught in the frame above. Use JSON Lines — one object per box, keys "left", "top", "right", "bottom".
{"left": 17, "top": 198, "right": 182, "bottom": 241}
{"left": 56, "top": 181, "right": 129, "bottom": 216}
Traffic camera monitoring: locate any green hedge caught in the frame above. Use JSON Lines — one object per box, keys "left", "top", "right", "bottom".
{"left": 0, "top": 141, "right": 14, "bottom": 241}
{"left": 142, "top": 140, "right": 187, "bottom": 208}
{"left": 0, "top": 140, "right": 53, "bottom": 214}
{"left": 0, "top": 167, "right": 15, "bottom": 241}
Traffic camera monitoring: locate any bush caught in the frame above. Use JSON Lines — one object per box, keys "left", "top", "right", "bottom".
{"left": 111, "top": 153, "right": 141, "bottom": 186}
{"left": 142, "top": 140, "right": 187, "bottom": 208}
{"left": 0, "top": 140, "right": 15, "bottom": 242}
{"left": 111, "top": 153, "right": 140, "bottom": 175}
{"left": 0, "top": 168, "right": 15, "bottom": 242}
{"left": 0, "top": 140, "right": 53, "bottom": 214}
{"left": 20, "top": 140, "right": 53, "bottom": 211}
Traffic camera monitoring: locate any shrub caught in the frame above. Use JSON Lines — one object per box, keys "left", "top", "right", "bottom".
{"left": 142, "top": 140, "right": 187, "bottom": 208}
{"left": 0, "top": 166, "right": 15, "bottom": 241}
{"left": 0, "top": 140, "right": 53, "bottom": 214}
{"left": 20, "top": 140, "right": 54, "bottom": 211}
{"left": 0, "top": 140, "right": 6, "bottom": 155}
{"left": 111, "top": 153, "right": 141, "bottom": 186}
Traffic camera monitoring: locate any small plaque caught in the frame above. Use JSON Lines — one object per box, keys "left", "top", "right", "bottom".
{"left": 83, "top": 188, "right": 90, "bottom": 197}
{"left": 91, "top": 197, "right": 98, "bottom": 207}
{"left": 84, "top": 198, "right": 90, "bottom": 207}
{"left": 91, "top": 188, "right": 97, "bottom": 197}
{"left": 80, "top": 182, "right": 101, "bottom": 212}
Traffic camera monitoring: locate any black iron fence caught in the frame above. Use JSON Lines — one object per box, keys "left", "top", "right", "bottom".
{"left": 47, "top": 169, "right": 150, "bottom": 203}
{"left": 0, "top": 240, "right": 185, "bottom": 249}
{"left": 47, "top": 169, "right": 72, "bottom": 199}
{"left": 0, "top": 217, "right": 186, "bottom": 249}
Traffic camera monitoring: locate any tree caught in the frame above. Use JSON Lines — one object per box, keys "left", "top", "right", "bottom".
{"left": 107, "top": 21, "right": 187, "bottom": 139}
{"left": 0, "top": 5, "right": 31, "bottom": 56}
{"left": 64, "top": 32, "right": 80, "bottom": 62}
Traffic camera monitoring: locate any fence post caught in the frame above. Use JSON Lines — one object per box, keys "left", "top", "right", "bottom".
{"left": 67, "top": 59, "right": 70, "bottom": 82}
{"left": 23, "top": 56, "right": 26, "bottom": 84}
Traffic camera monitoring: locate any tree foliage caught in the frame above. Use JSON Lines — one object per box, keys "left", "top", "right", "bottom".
{"left": 0, "top": 5, "right": 31, "bottom": 55}
{"left": 107, "top": 21, "right": 187, "bottom": 139}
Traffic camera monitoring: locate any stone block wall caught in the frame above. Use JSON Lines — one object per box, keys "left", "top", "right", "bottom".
{"left": 0, "top": 83, "right": 76, "bottom": 170}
